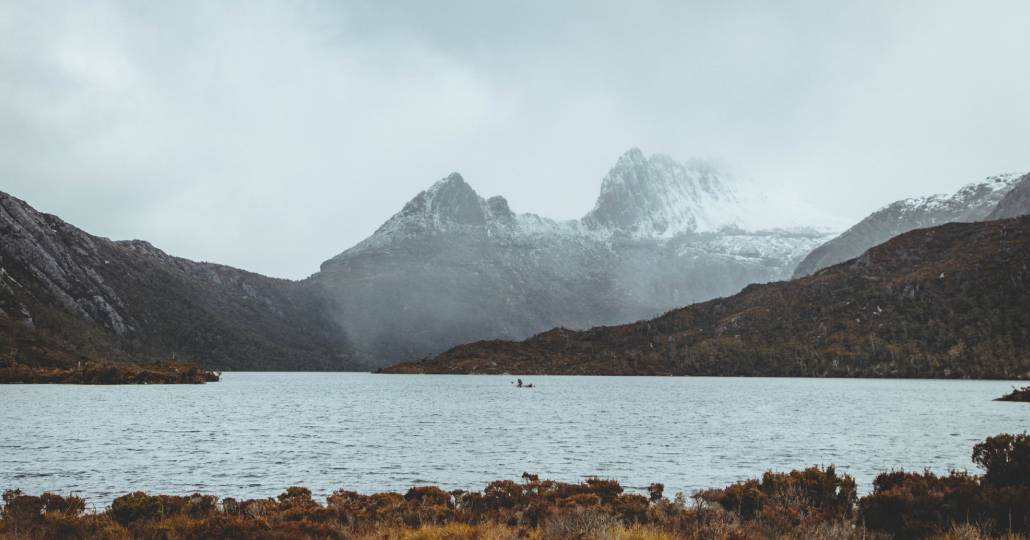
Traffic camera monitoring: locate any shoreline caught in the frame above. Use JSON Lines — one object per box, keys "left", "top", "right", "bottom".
{"left": 3, "top": 434, "right": 1027, "bottom": 539}
{"left": 0, "top": 360, "right": 220, "bottom": 384}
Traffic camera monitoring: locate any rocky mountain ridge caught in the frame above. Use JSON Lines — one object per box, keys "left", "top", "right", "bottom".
{"left": 4, "top": 151, "right": 1026, "bottom": 371}
{"left": 313, "top": 149, "right": 832, "bottom": 363}
{"left": 793, "top": 172, "right": 1025, "bottom": 278}
{"left": 0, "top": 191, "right": 361, "bottom": 370}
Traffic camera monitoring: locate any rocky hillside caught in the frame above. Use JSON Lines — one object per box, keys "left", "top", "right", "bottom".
{"left": 313, "top": 149, "right": 831, "bottom": 363}
{"left": 793, "top": 173, "right": 1023, "bottom": 278}
{"left": 0, "top": 192, "right": 362, "bottom": 370}
{"left": 384, "top": 216, "right": 1030, "bottom": 378}
{"left": 987, "top": 173, "right": 1030, "bottom": 220}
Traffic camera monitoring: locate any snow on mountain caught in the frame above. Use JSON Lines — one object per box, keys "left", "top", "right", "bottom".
{"left": 986, "top": 173, "right": 1030, "bottom": 220}
{"left": 793, "top": 172, "right": 1025, "bottom": 278}
{"left": 583, "top": 148, "right": 744, "bottom": 237}
{"left": 315, "top": 149, "right": 833, "bottom": 364}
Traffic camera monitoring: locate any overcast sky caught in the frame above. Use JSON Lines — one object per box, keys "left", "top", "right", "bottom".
{"left": 2, "top": 1, "right": 1028, "bottom": 278}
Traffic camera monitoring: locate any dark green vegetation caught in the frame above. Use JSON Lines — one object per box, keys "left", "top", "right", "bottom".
{"left": 385, "top": 217, "right": 1030, "bottom": 378}
{"left": 2, "top": 434, "right": 1028, "bottom": 539}
{"left": 997, "top": 387, "right": 1030, "bottom": 402}
{"left": 0, "top": 191, "right": 364, "bottom": 371}
{"left": 0, "top": 359, "right": 219, "bottom": 384}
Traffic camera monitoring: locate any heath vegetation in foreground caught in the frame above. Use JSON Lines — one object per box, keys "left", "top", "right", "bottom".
{"left": 2, "top": 434, "right": 1028, "bottom": 539}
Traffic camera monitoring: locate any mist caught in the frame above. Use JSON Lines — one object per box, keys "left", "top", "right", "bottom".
{"left": 2, "top": 0, "right": 1028, "bottom": 278}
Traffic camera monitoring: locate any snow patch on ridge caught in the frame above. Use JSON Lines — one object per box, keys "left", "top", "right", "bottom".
{"left": 331, "top": 148, "right": 839, "bottom": 265}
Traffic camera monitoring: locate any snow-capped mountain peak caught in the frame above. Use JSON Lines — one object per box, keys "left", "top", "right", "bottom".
{"left": 792, "top": 170, "right": 1026, "bottom": 278}
{"left": 318, "top": 148, "right": 833, "bottom": 361}
{"left": 583, "top": 148, "right": 741, "bottom": 236}
{"left": 397, "top": 172, "right": 486, "bottom": 226}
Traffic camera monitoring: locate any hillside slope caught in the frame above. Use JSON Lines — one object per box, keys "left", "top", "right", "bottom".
{"left": 793, "top": 173, "right": 1022, "bottom": 278}
{"left": 384, "top": 217, "right": 1030, "bottom": 378}
{"left": 0, "top": 192, "right": 362, "bottom": 370}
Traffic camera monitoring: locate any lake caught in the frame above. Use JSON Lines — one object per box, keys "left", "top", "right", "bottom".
{"left": 1, "top": 373, "right": 1026, "bottom": 506}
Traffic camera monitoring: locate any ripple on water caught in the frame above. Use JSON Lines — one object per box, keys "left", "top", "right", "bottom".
{"left": 0, "top": 373, "right": 1026, "bottom": 506}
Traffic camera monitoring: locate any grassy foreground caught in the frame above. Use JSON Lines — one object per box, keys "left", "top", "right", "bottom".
{"left": 2, "top": 434, "right": 1028, "bottom": 539}
{"left": 0, "top": 360, "right": 219, "bottom": 384}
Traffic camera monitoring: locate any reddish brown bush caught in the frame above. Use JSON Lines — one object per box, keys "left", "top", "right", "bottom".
{"left": 3, "top": 434, "right": 1028, "bottom": 539}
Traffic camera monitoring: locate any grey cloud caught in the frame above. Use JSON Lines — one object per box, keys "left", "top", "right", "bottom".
{"left": 1, "top": 0, "right": 1028, "bottom": 278}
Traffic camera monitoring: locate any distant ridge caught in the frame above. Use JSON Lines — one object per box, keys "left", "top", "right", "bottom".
{"left": 384, "top": 216, "right": 1030, "bottom": 379}
{"left": 793, "top": 173, "right": 1024, "bottom": 278}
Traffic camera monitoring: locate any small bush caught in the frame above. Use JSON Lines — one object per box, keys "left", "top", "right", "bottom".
{"left": 110, "top": 492, "right": 166, "bottom": 526}
{"left": 972, "top": 433, "right": 1030, "bottom": 488}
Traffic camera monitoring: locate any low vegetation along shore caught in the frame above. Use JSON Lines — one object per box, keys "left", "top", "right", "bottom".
{"left": 2, "top": 434, "right": 1027, "bottom": 539}
{"left": 0, "top": 360, "right": 219, "bottom": 384}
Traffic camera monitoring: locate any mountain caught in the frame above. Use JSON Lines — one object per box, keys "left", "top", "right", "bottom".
{"left": 792, "top": 173, "right": 1023, "bottom": 278}
{"left": 582, "top": 150, "right": 743, "bottom": 235}
{"left": 0, "top": 148, "right": 827, "bottom": 370}
{"left": 312, "top": 149, "right": 832, "bottom": 364}
{"left": 383, "top": 216, "right": 1030, "bottom": 379}
{"left": 0, "top": 192, "right": 362, "bottom": 370}
{"left": 987, "top": 173, "right": 1030, "bottom": 220}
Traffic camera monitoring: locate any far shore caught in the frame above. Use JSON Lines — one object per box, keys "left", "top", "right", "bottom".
{"left": 0, "top": 360, "right": 220, "bottom": 384}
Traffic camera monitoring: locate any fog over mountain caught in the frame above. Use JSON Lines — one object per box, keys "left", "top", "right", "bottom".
{"left": 0, "top": 147, "right": 833, "bottom": 368}
{"left": 313, "top": 149, "right": 831, "bottom": 362}
{"left": 3, "top": 1, "right": 1029, "bottom": 278}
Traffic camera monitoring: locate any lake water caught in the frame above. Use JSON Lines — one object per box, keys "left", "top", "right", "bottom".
{"left": 1, "top": 373, "right": 1026, "bottom": 506}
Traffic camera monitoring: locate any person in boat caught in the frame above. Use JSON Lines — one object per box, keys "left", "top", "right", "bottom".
{"left": 516, "top": 378, "right": 523, "bottom": 388}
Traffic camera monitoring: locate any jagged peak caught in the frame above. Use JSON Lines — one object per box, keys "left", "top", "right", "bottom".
{"left": 398, "top": 172, "right": 485, "bottom": 226}
{"left": 614, "top": 147, "right": 647, "bottom": 166}
{"left": 585, "top": 148, "right": 739, "bottom": 236}
{"left": 428, "top": 172, "right": 471, "bottom": 192}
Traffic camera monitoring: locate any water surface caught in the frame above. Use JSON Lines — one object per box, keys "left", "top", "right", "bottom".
{"left": 1, "top": 373, "right": 1026, "bottom": 506}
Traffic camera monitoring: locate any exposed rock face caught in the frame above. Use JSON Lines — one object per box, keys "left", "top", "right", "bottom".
{"left": 313, "top": 149, "right": 831, "bottom": 364}
{"left": 793, "top": 173, "right": 1024, "bottom": 278}
{"left": 384, "top": 217, "right": 1030, "bottom": 379}
{"left": 987, "top": 173, "right": 1030, "bottom": 220}
{"left": 582, "top": 149, "right": 740, "bottom": 236}
{"left": 0, "top": 192, "right": 361, "bottom": 370}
